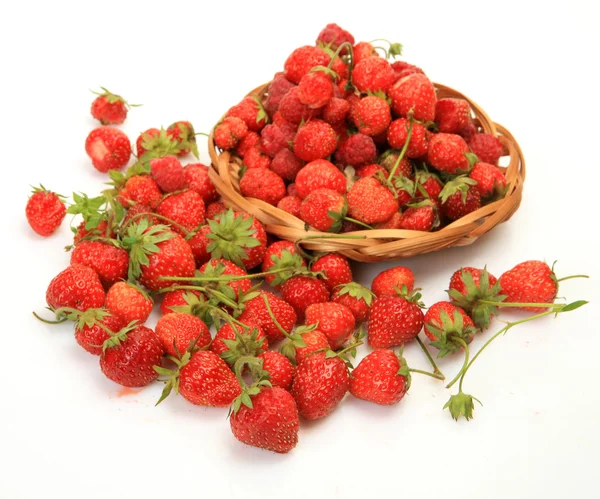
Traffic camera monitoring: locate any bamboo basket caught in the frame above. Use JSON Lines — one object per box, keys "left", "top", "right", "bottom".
{"left": 208, "top": 82, "right": 526, "bottom": 263}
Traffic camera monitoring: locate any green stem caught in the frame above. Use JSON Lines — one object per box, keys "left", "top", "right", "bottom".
{"left": 387, "top": 120, "right": 413, "bottom": 183}
{"left": 479, "top": 299, "right": 563, "bottom": 309}
{"left": 336, "top": 340, "right": 364, "bottom": 357}
{"left": 556, "top": 274, "right": 589, "bottom": 282}
{"left": 159, "top": 266, "right": 298, "bottom": 283}
{"left": 409, "top": 368, "right": 445, "bottom": 381}
{"left": 262, "top": 294, "right": 293, "bottom": 340}
{"left": 32, "top": 311, "right": 67, "bottom": 324}
{"left": 416, "top": 336, "right": 444, "bottom": 377}
{"left": 445, "top": 338, "right": 470, "bottom": 390}
{"left": 343, "top": 217, "right": 373, "bottom": 230}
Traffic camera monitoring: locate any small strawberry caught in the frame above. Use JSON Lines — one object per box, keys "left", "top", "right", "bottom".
{"left": 356, "top": 164, "right": 387, "bottom": 178}
{"left": 258, "top": 351, "right": 295, "bottom": 391}
{"left": 353, "top": 95, "right": 392, "bottom": 136}
{"left": 424, "top": 301, "right": 477, "bottom": 357}
{"left": 264, "top": 72, "right": 296, "bottom": 115}
{"left": 150, "top": 156, "right": 187, "bottom": 193}
{"left": 350, "top": 349, "right": 410, "bottom": 405}
{"left": 427, "top": 133, "right": 471, "bottom": 174}
{"left": 387, "top": 119, "right": 428, "bottom": 158}
{"left": 322, "top": 97, "right": 350, "bottom": 126}
{"left": 85, "top": 126, "right": 131, "bottom": 173}
{"left": 392, "top": 174, "right": 416, "bottom": 207}
{"left": 73, "top": 219, "right": 114, "bottom": 244}
{"left": 286, "top": 328, "right": 331, "bottom": 365}
{"left": 347, "top": 177, "right": 398, "bottom": 225}
{"left": 334, "top": 133, "right": 377, "bottom": 167}
{"left": 70, "top": 240, "right": 129, "bottom": 289}
{"left": 277, "top": 195, "right": 302, "bottom": 217}
{"left": 311, "top": 253, "right": 352, "bottom": 291}
{"left": 284, "top": 45, "right": 331, "bottom": 84}
{"left": 212, "top": 321, "right": 267, "bottom": 366}
{"left": 398, "top": 199, "right": 439, "bottom": 231}
{"left": 236, "top": 131, "right": 261, "bottom": 158}
{"left": 304, "top": 302, "right": 355, "bottom": 350}
{"left": 185, "top": 225, "right": 212, "bottom": 267}
{"left": 468, "top": 162, "right": 507, "bottom": 198}
{"left": 316, "top": 23, "right": 355, "bottom": 53}
{"left": 118, "top": 175, "right": 162, "bottom": 209}
{"left": 298, "top": 70, "right": 335, "bottom": 109}
{"left": 167, "top": 121, "right": 199, "bottom": 158}
{"left": 458, "top": 122, "right": 478, "bottom": 142}
{"left": 391, "top": 61, "right": 424, "bottom": 78}
{"left": 299, "top": 188, "right": 347, "bottom": 232}
{"left": 46, "top": 264, "right": 105, "bottom": 312}
{"left": 499, "top": 261, "right": 559, "bottom": 312}
{"left": 434, "top": 98, "right": 471, "bottom": 134}
{"left": 295, "top": 159, "right": 346, "bottom": 199}
{"left": 261, "top": 241, "right": 306, "bottom": 288}
{"left": 122, "top": 204, "right": 159, "bottom": 228}
{"left": 156, "top": 312, "right": 211, "bottom": 357}
{"left": 214, "top": 116, "right": 249, "bottom": 150}
{"left": 468, "top": 133, "right": 503, "bottom": 165}
{"left": 105, "top": 281, "right": 153, "bottom": 325}
{"left": 240, "top": 168, "right": 287, "bottom": 206}
{"left": 352, "top": 57, "right": 395, "bottom": 93}
{"left": 371, "top": 266, "right": 415, "bottom": 296}
{"left": 260, "top": 123, "right": 294, "bottom": 158}
{"left": 90, "top": 87, "right": 138, "bottom": 125}
{"left": 136, "top": 128, "right": 160, "bottom": 158}
{"left": 439, "top": 177, "right": 481, "bottom": 221}
{"left": 243, "top": 146, "right": 272, "bottom": 169}
{"left": 292, "top": 120, "right": 337, "bottom": 162}
{"left": 389, "top": 73, "right": 437, "bottom": 122}
{"left": 184, "top": 163, "right": 219, "bottom": 204}
{"left": 281, "top": 276, "right": 330, "bottom": 320}
{"left": 227, "top": 96, "right": 268, "bottom": 133}
{"left": 156, "top": 189, "right": 206, "bottom": 235}
{"left": 160, "top": 289, "right": 203, "bottom": 315}
{"left": 368, "top": 291, "right": 424, "bottom": 348}
{"left": 331, "top": 282, "right": 374, "bottom": 323}
{"left": 239, "top": 291, "right": 297, "bottom": 344}
{"left": 271, "top": 149, "right": 305, "bottom": 182}
{"left": 375, "top": 211, "right": 402, "bottom": 229}
{"left": 100, "top": 324, "right": 164, "bottom": 387}
{"left": 25, "top": 185, "right": 66, "bottom": 236}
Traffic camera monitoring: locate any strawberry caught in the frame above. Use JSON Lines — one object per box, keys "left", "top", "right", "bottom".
{"left": 368, "top": 292, "right": 424, "bottom": 348}
{"left": 334, "top": 133, "right": 377, "bottom": 167}
{"left": 25, "top": 185, "right": 66, "bottom": 236}
{"left": 167, "top": 121, "right": 199, "bottom": 158}
{"left": 304, "top": 302, "right": 355, "bottom": 350}
{"left": 70, "top": 240, "right": 129, "bottom": 289}
{"left": 356, "top": 164, "right": 387, "bottom": 178}
{"left": 230, "top": 386, "right": 299, "bottom": 453}
{"left": 424, "top": 301, "right": 477, "bottom": 357}
{"left": 316, "top": 23, "right": 355, "bottom": 53}
{"left": 239, "top": 291, "right": 297, "bottom": 343}
{"left": 415, "top": 171, "right": 443, "bottom": 199}
{"left": 212, "top": 321, "right": 267, "bottom": 365}
{"left": 311, "top": 253, "right": 352, "bottom": 291}
{"left": 458, "top": 122, "right": 478, "bottom": 142}
{"left": 155, "top": 312, "right": 211, "bottom": 357}
{"left": 299, "top": 188, "right": 347, "bottom": 232}
{"left": 136, "top": 128, "right": 160, "bottom": 158}
{"left": 260, "top": 124, "right": 294, "bottom": 158}
{"left": 185, "top": 225, "right": 211, "bottom": 267}
{"left": 287, "top": 328, "right": 331, "bottom": 365}
{"left": 427, "top": 133, "right": 471, "bottom": 173}
{"left": 371, "top": 266, "right": 415, "bottom": 296}
{"left": 150, "top": 156, "right": 187, "bottom": 193}
{"left": 239, "top": 168, "right": 286, "bottom": 206}
{"left": 375, "top": 211, "right": 402, "bottom": 229}
{"left": 468, "top": 162, "right": 507, "bottom": 198}
{"left": 350, "top": 349, "right": 410, "bottom": 405}
{"left": 243, "top": 146, "right": 272, "bottom": 169}
{"left": 391, "top": 61, "right": 424, "bottom": 78}
{"left": 75, "top": 311, "right": 123, "bottom": 356}
{"left": 284, "top": 45, "right": 330, "bottom": 84}
{"left": 214, "top": 116, "right": 249, "bottom": 150}
{"left": 278, "top": 87, "right": 320, "bottom": 125}
{"left": 281, "top": 276, "right": 330, "bottom": 320}
{"left": 295, "top": 159, "right": 346, "bottom": 199}
{"left": 352, "top": 57, "right": 395, "bottom": 93}
{"left": 100, "top": 325, "right": 164, "bottom": 387}
{"left": 347, "top": 177, "right": 398, "bottom": 224}
{"left": 156, "top": 190, "right": 206, "bottom": 235}
{"left": 398, "top": 200, "right": 438, "bottom": 231}
{"left": 73, "top": 219, "right": 114, "bottom": 244}
{"left": 118, "top": 175, "right": 162, "bottom": 209}
{"left": 331, "top": 282, "right": 374, "bottom": 323}
{"left": 261, "top": 241, "right": 306, "bottom": 288}
{"left": 258, "top": 351, "right": 295, "bottom": 391}
{"left": 277, "top": 195, "right": 302, "bottom": 217}
{"left": 298, "top": 71, "right": 334, "bottom": 109}
{"left": 292, "top": 120, "right": 337, "bottom": 162}
{"left": 206, "top": 202, "right": 226, "bottom": 220}
{"left": 184, "top": 163, "right": 219, "bottom": 204}
{"left": 160, "top": 289, "right": 203, "bottom": 315}
{"left": 90, "top": 87, "right": 137, "bottom": 125}
{"left": 85, "top": 126, "right": 131, "bottom": 173}
{"left": 322, "top": 97, "right": 350, "bottom": 126}
{"left": 227, "top": 96, "right": 269, "bottom": 132}
{"left": 439, "top": 177, "right": 481, "bottom": 221}
{"left": 499, "top": 261, "right": 559, "bottom": 312}
{"left": 46, "top": 264, "right": 105, "bottom": 312}
{"left": 264, "top": 72, "right": 296, "bottom": 115}
{"left": 236, "top": 131, "right": 261, "bottom": 158}
{"left": 392, "top": 174, "right": 416, "bottom": 207}
{"left": 389, "top": 73, "right": 437, "bottom": 122}
{"left": 122, "top": 204, "right": 159, "bottom": 228}
{"left": 199, "top": 258, "right": 252, "bottom": 299}
{"left": 379, "top": 150, "right": 413, "bottom": 176}
{"left": 205, "top": 210, "right": 267, "bottom": 269}
{"left": 353, "top": 41, "right": 378, "bottom": 63}
{"left": 291, "top": 351, "right": 350, "bottom": 420}
{"left": 105, "top": 281, "right": 153, "bottom": 325}
{"left": 271, "top": 149, "right": 305, "bottom": 182}
{"left": 468, "top": 133, "right": 503, "bottom": 165}
{"left": 435, "top": 98, "right": 471, "bottom": 134}
{"left": 353, "top": 95, "right": 391, "bottom": 136}
{"left": 387, "top": 119, "right": 428, "bottom": 158}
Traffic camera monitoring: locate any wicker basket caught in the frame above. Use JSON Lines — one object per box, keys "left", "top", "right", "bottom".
{"left": 208, "top": 82, "right": 526, "bottom": 263}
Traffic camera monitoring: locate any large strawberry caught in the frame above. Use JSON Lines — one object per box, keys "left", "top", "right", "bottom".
{"left": 46, "top": 264, "right": 105, "bottom": 312}
{"left": 371, "top": 266, "right": 415, "bottom": 296}
{"left": 85, "top": 126, "right": 131, "bottom": 173}
{"left": 499, "top": 261, "right": 559, "bottom": 312}
{"left": 105, "top": 281, "right": 153, "bottom": 325}
{"left": 25, "top": 185, "right": 66, "bottom": 236}
{"left": 299, "top": 188, "right": 347, "bottom": 232}
{"left": 70, "top": 240, "right": 129, "bottom": 289}
{"left": 156, "top": 312, "right": 211, "bottom": 357}
{"left": 304, "top": 302, "right": 355, "bottom": 350}
{"left": 281, "top": 275, "right": 330, "bottom": 320}
{"left": 388, "top": 73, "right": 436, "bottom": 121}
{"left": 261, "top": 241, "right": 306, "bottom": 288}
{"left": 331, "top": 282, "right": 374, "bottom": 323}
{"left": 352, "top": 57, "right": 395, "bottom": 93}
{"left": 346, "top": 177, "right": 398, "bottom": 225}
{"left": 293, "top": 120, "right": 337, "bottom": 162}
{"left": 427, "top": 133, "right": 471, "bottom": 174}
{"left": 295, "top": 159, "right": 346, "bottom": 199}
{"left": 311, "top": 253, "right": 352, "bottom": 291}
{"left": 156, "top": 190, "right": 206, "bottom": 235}
{"left": 368, "top": 291, "right": 424, "bottom": 348}
{"left": 239, "top": 291, "right": 297, "bottom": 343}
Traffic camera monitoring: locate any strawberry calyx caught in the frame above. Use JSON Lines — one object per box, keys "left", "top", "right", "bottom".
{"left": 67, "top": 191, "right": 110, "bottom": 237}
{"left": 439, "top": 176, "right": 478, "bottom": 204}
{"left": 250, "top": 95, "right": 269, "bottom": 126}
{"left": 90, "top": 87, "right": 141, "bottom": 109}
{"left": 393, "top": 284, "right": 425, "bottom": 307}
{"left": 217, "top": 314, "right": 267, "bottom": 366}
{"left": 121, "top": 220, "right": 175, "bottom": 281}
{"left": 368, "top": 39, "right": 403, "bottom": 59}
{"left": 231, "top": 356, "right": 272, "bottom": 414}
{"left": 33, "top": 306, "right": 111, "bottom": 329}
{"left": 31, "top": 184, "right": 67, "bottom": 200}
{"left": 426, "top": 309, "right": 477, "bottom": 358}
{"left": 107, "top": 160, "right": 152, "bottom": 190}
{"left": 101, "top": 320, "right": 140, "bottom": 353}
{"left": 333, "top": 281, "right": 375, "bottom": 306}
{"left": 168, "top": 122, "right": 200, "bottom": 159}
{"left": 309, "top": 65, "right": 340, "bottom": 81}
{"left": 267, "top": 249, "right": 307, "bottom": 287}
{"left": 206, "top": 209, "right": 261, "bottom": 269}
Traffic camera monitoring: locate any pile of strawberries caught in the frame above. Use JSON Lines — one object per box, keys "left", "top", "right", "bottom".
{"left": 213, "top": 23, "right": 508, "bottom": 233}
{"left": 26, "top": 25, "right": 587, "bottom": 455}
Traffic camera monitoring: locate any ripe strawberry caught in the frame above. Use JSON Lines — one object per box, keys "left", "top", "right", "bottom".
{"left": 440, "top": 177, "right": 481, "bottom": 221}
{"left": 391, "top": 61, "right": 424, "bottom": 78}
{"left": 279, "top": 87, "right": 320, "bottom": 125}
{"left": 239, "top": 291, "right": 297, "bottom": 343}
{"left": 322, "top": 97, "right": 350, "bottom": 126}
{"left": 73, "top": 219, "right": 114, "bottom": 244}
{"left": 264, "top": 72, "right": 296, "bottom": 115}
{"left": 75, "top": 312, "right": 123, "bottom": 355}
{"left": 184, "top": 163, "right": 219, "bottom": 204}
{"left": 356, "top": 164, "right": 386, "bottom": 178}
{"left": 214, "top": 116, "right": 249, "bottom": 150}
{"left": 352, "top": 57, "right": 395, "bottom": 93}
{"left": 350, "top": 349, "right": 410, "bottom": 405}
{"left": 347, "top": 177, "right": 398, "bottom": 225}
{"left": 206, "top": 202, "right": 226, "bottom": 220}
{"left": 331, "top": 282, "right": 374, "bottom": 323}
{"left": 334, "top": 133, "right": 377, "bottom": 167}
{"left": 435, "top": 98, "right": 471, "bottom": 134}
{"left": 293, "top": 120, "right": 337, "bottom": 162}
{"left": 469, "top": 162, "right": 507, "bottom": 198}
{"left": 25, "top": 186, "right": 66, "bottom": 236}
{"left": 299, "top": 188, "right": 347, "bottom": 232}
{"left": 392, "top": 174, "right": 416, "bottom": 207}
{"left": 90, "top": 87, "right": 136, "bottom": 125}
{"left": 160, "top": 289, "right": 203, "bottom": 315}
{"left": 243, "top": 146, "right": 272, "bottom": 169}
{"left": 258, "top": 351, "right": 295, "bottom": 391}
{"left": 105, "top": 281, "right": 152, "bottom": 325}
{"left": 85, "top": 126, "right": 131, "bottom": 173}
{"left": 499, "top": 261, "right": 558, "bottom": 312}
{"left": 353, "top": 41, "right": 378, "bottom": 63}
{"left": 271, "top": 149, "right": 304, "bottom": 182}
{"left": 468, "top": 133, "right": 503, "bottom": 165}
{"left": 424, "top": 301, "right": 477, "bottom": 356}
{"left": 291, "top": 352, "right": 349, "bottom": 420}
{"left": 458, "top": 122, "right": 478, "bottom": 142}
{"left": 70, "top": 240, "right": 129, "bottom": 289}
{"left": 199, "top": 258, "right": 252, "bottom": 299}
{"left": 156, "top": 190, "right": 206, "bottom": 235}
{"left": 260, "top": 124, "right": 293, "bottom": 158}
{"left": 427, "top": 133, "right": 471, "bottom": 173}
{"left": 316, "top": 23, "right": 355, "bottom": 53}
{"left": 230, "top": 386, "right": 299, "bottom": 453}
{"left": 261, "top": 241, "right": 306, "bottom": 288}
{"left": 371, "top": 266, "right": 415, "bottom": 296}
{"left": 375, "top": 211, "right": 402, "bottom": 229}
{"left": 240, "top": 168, "right": 286, "bottom": 206}
{"left": 304, "top": 302, "right": 355, "bottom": 350}
{"left": 154, "top": 312, "right": 211, "bottom": 358}
{"left": 284, "top": 45, "right": 330, "bottom": 84}
{"left": 387, "top": 119, "right": 428, "bottom": 158}
{"left": 118, "top": 175, "right": 162, "bottom": 209}
{"left": 236, "top": 131, "right": 261, "bottom": 158}
{"left": 298, "top": 71, "right": 334, "bottom": 109}
{"left": 368, "top": 292, "right": 424, "bottom": 348}
{"left": 281, "top": 276, "right": 330, "bottom": 320}
{"left": 398, "top": 200, "right": 438, "bottom": 231}
{"left": 389, "top": 73, "right": 437, "bottom": 122}
{"left": 167, "top": 121, "right": 199, "bottom": 157}
{"left": 136, "top": 128, "right": 160, "bottom": 158}
{"left": 150, "top": 156, "right": 187, "bottom": 193}
{"left": 286, "top": 328, "right": 330, "bottom": 365}
{"left": 46, "top": 264, "right": 105, "bottom": 312}
{"left": 100, "top": 325, "right": 164, "bottom": 387}
{"left": 353, "top": 95, "right": 391, "bottom": 136}
{"left": 415, "top": 171, "right": 443, "bottom": 199}
{"left": 311, "top": 253, "right": 352, "bottom": 291}
{"left": 295, "top": 159, "right": 346, "bottom": 199}
{"left": 227, "top": 96, "right": 268, "bottom": 133}
{"left": 122, "top": 204, "right": 159, "bottom": 228}
{"left": 378, "top": 150, "right": 413, "bottom": 176}
{"left": 277, "top": 195, "right": 302, "bottom": 217}
{"left": 212, "top": 321, "right": 267, "bottom": 365}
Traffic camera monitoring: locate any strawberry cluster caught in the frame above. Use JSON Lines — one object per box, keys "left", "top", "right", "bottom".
{"left": 214, "top": 23, "right": 508, "bottom": 232}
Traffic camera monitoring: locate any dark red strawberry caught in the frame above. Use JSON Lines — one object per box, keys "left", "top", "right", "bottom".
{"left": 150, "top": 156, "right": 187, "bottom": 192}
{"left": 70, "top": 240, "right": 129, "bottom": 289}
{"left": 156, "top": 190, "right": 206, "bottom": 235}
{"left": 25, "top": 185, "right": 66, "bottom": 236}
{"left": 239, "top": 291, "right": 297, "bottom": 343}
{"left": 304, "top": 302, "right": 355, "bottom": 350}
{"left": 387, "top": 119, "right": 428, "bottom": 158}
{"left": 295, "top": 159, "right": 346, "bottom": 199}
{"left": 264, "top": 72, "right": 296, "bottom": 115}
{"left": 261, "top": 241, "right": 306, "bottom": 288}
{"left": 311, "top": 253, "right": 352, "bottom": 291}
{"left": 105, "top": 281, "right": 153, "bottom": 325}
{"left": 118, "top": 175, "right": 162, "bottom": 209}
{"left": 352, "top": 57, "right": 395, "bottom": 93}
{"left": 240, "top": 168, "right": 286, "bottom": 206}
{"left": 371, "top": 266, "right": 415, "bottom": 296}
{"left": 347, "top": 177, "right": 398, "bottom": 225}
{"left": 293, "top": 120, "right": 337, "bottom": 162}
{"left": 389, "top": 73, "right": 436, "bottom": 122}
{"left": 435, "top": 98, "right": 471, "bottom": 133}
{"left": 214, "top": 116, "right": 249, "bottom": 150}
{"left": 260, "top": 124, "right": 294, "bottom": 158}
{"left": 284, "top": 45, "right": 330, "bottom": 84}
{"left": 440, "top": 177, "right": 481, "bottom": 221}
{"left": 271, "top": 149, "right": 304, "bottom": 182}
{"left": 156, "top": 312, "right": 211, "bottom": 357}
{"left": 278, "top": 87, "right": 320, "bottom": 125}
{"left": 90, "top": 87, "right": 137, "bottom": 125}
{"left": 184, "top": 163, "right": 219, "bottom": 204}
{"left": 299, "top": 188, "right": 347, "bottom": 232}
{"left": 334, "top": 133, "right": 377, "bottom": 167}
{"left": 469, "top": 162, "right": 507, "bottom": 198}
{"left": 353, "top": 95, "right": 392, "bottom": 136}
{"left": 281, "top": 275, "right": 330, "bottom": 320}
{"left": 331, "top": 282, "right": 374, "bottom": 323}
{"left": 427, "top": 133, "right": 471, "bottom": 173}
{"left": 316, "top": 23, "right": 355, "bottom": 53}
{"left": 368, "top": 291, "right": 424, "bottom": 348}
{"left": 46, "top": 264, "right": 105, "bottom": 312}
{"left": 85, "top": 126, "right": 131, "bottom": 173}
{"left": 468, "top": 133, "right": 503, "bottom": 165}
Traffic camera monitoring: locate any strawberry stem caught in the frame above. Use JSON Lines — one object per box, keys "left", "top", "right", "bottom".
{"left": 479, "top": 299, "right": 564, "bottom": 310}
{"left": 159, "top": 266, "right": 298, "bottom": 283}
{"left": 415, "top": 336, "right": 444, "bottom": 378}
{"left": 121, "top": 212, "right": 191, "bottom": 237}
{"left": 387, "top": 120, "right": 413, "bottom": 183}
{"left": 408, "top": 368, "right": 445, "bottom": 381}
{"left": 556, "top": 274, "right": 589, "bottom": 282}
{"left": 261, "top": 294, "right": 293, "bottom": 340}
{"left": 336, "top": 340, "right": 364, "bottom": 357}
{"left": 445, "top": 337, "right": 470, "bottom": 390}
{"left": 32, "top": 311, "right": 68, "bottom": 324}
{"left": 343, "top": 217, "right": 373, "bottom": 230}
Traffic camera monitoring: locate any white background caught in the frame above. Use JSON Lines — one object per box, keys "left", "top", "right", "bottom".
{"left": 2, "top": 1, "right": 599, "bottom": 498}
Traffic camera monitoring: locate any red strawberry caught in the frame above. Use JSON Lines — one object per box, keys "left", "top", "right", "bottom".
{"left": 214, "top": 116, "right": 249, "bottom": 150}
{"left": 264, "top": 72, "right": 296, "bottom": 115}
{"left": 118, "top": 175, "right": 162, "bottom": 209}
{"left": 25, "top": 186, "right": 66, "bottom": 236}
{"left": 458, "top": 122, "right": 478, "bottom": 142}
{"left": 424, "top": 301, "right": 477, "bottom": 356}
{"left": 469, "top": 162, "right": 507, "bottom": 198}
{"left": 293, "top": 120, "right": 337, "bottom": 162}
{"left": 350, "top": 349, "right": 410, "bottom": 405}
{"left": 184, "top": 163, "right": 219, "bottom": 204}
{"left": 100, "top": 325, "right": 164, "bottom": 387}
{"left": 289, "top": 328, "right": 330, "bottom": 365}
{"left": 277, "top": 195, "right": 302, "bottom": 217}
{"left": 90, "top": 87, "right": 136, "bottom": 125}
{"left": 334, "top": 133, "right": 377, "bottom": 167}
{"left": 427, "top": 133, "right": 471, "bottom": 173}
{"left": 375, "top": 211, "right": 402, "bottom": 229}
{"left": 150, "top": 156, "right": 187, "bottom": 193}
{"left": 304, "top": 302, "right": 355, "bottom": 350}
{"left": 105, "top": 281, "right": 153, "bottom": 325}
{"left": 167, "top": 121, "right": 199, "bottom": 157}
{"left": 352, "top": 95, "right": 391, "bottom": 136}
{"left": 391, "top": 61, "right": 424, "bottom": 77}
{"left": 371, "top": 266, "right": 415, "bottom": 296}
{"left": 261, "top": 241, "right": 306, "bottom": 288}
{"left": 331, "top": 282, "right": 374, "bottom": 323}
{"left": 356, "top": 164, "right": 386, "bottom": 178}
{"left": 136, "top": 128, "right": 160, "bottom": 158}
{"left": 199, "top": 258, "right": 252, "bottom": 299}
{"left": 450, "top": 267, "right": 498, "bottom": 297}
{"left": 398, "top": 200, "right": 438, "bottom": 231}
{"left": 392, "top": 174, "right": 416, "bottom": 207}
{"left": 240, "top": 168, "right": 286, "bottom": 206}
{"left": 368, "top": 292, "right": 424, "bottom": 348}
{"left": 387, "top": 119, "right": 428, "bottom": 158}
{"left": 440, "top": 177, "right": 481, "bottom": 221}
{"left": 185, "top": 225, "right": 211, "bottom": 267}
{"left": 228, "top": 97, "right": 268, "bottom": 133}
{"left": 156, "top": 313, "right": 211, "bottom": 357}
{"left": 311, "top": 253, "right": 352, "bottom": 291}
{"left": 212, "top": 321, "right": 267, "bottom": 365}
{"left": 284, "top": 45, "right": 330, "bottom": 84}
{"left": 85, "top": 126, "right": 131, "bottom": 173}
{"left": 231, "top": 386, "right": 299, "bottom": 453}
{"left": 298, "top": 71, "right": 334, "bottom": 109}
{"left": 258, "top": 351, "right": 295, "bottom": 391}
{"left": 70, "top": 240, "right": 129, "bottom": 289}
{"left": 271, "top": 149, "right": 305, "bottom": 182}
{"left": 73, "top": 219, "right": 114, "bottom": 244}
{"left": 156, "top": 190, "right": 205, "bottom": 235}
{"left": 415, "top": 171, "right": 443, "bottom": 199}
{"left": 278, "top": 87, "right": 320, "bottom": 125}
{"left": 75, "top": 312, "right": 123, "bottom": 356}
{"left": 295, "top": 159, "right": 346, "bottom": 199}
{"left": 352, "top": 57, "right": 395, "bottom": 93}
{"left": 281, "top": 276, "right": 330, "bottom": 320}
{"left": 122, "top": 204, "right": 159, "bottom": 229}
{"left": 206, "top": 202, "right": 226, "bottom": 220}
{"left": 236, "top": 131, "right": 261, "bottom": 158}
{"left": 316, "top": 23, "right": 355, "bottom": 53}
{"left": 322, "top": 97, "right": 350, "bottom": 126}
{"left": 243, "top": 146, "right": 272, "bottom": 169}
{"left": 435, "top": 98, "right": 471, "bottom": 134}
{"left": 353, "top": 41, "right": 378, "bottom": 64}
{"left": 378, "top": 151, "right": 413, "bottom": 176}
{"left": 160, "top": 289, "right": 203, "bottom": 315}
{"left": 499, "top": 261, "right": 558, "bottom": 312}
{"left": 260, "top": 124, "right": 293, "bottom": 158}
{"left": 46, "top": 264, "right": 105, "bottom": 312}
{"left": 347, "top": 177, "right": 398, "bottom": 225}
{"left": 468, "top": 133, "right": 503, "bottom": 165}
{"left": 299, "top": 188, "right": 346, "bottom": 232}
{"left": 239, "top": 291, "right": 297, "bottom": 343}
{"left": 389, "top": 73, "right": 437, "bottom": 122}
